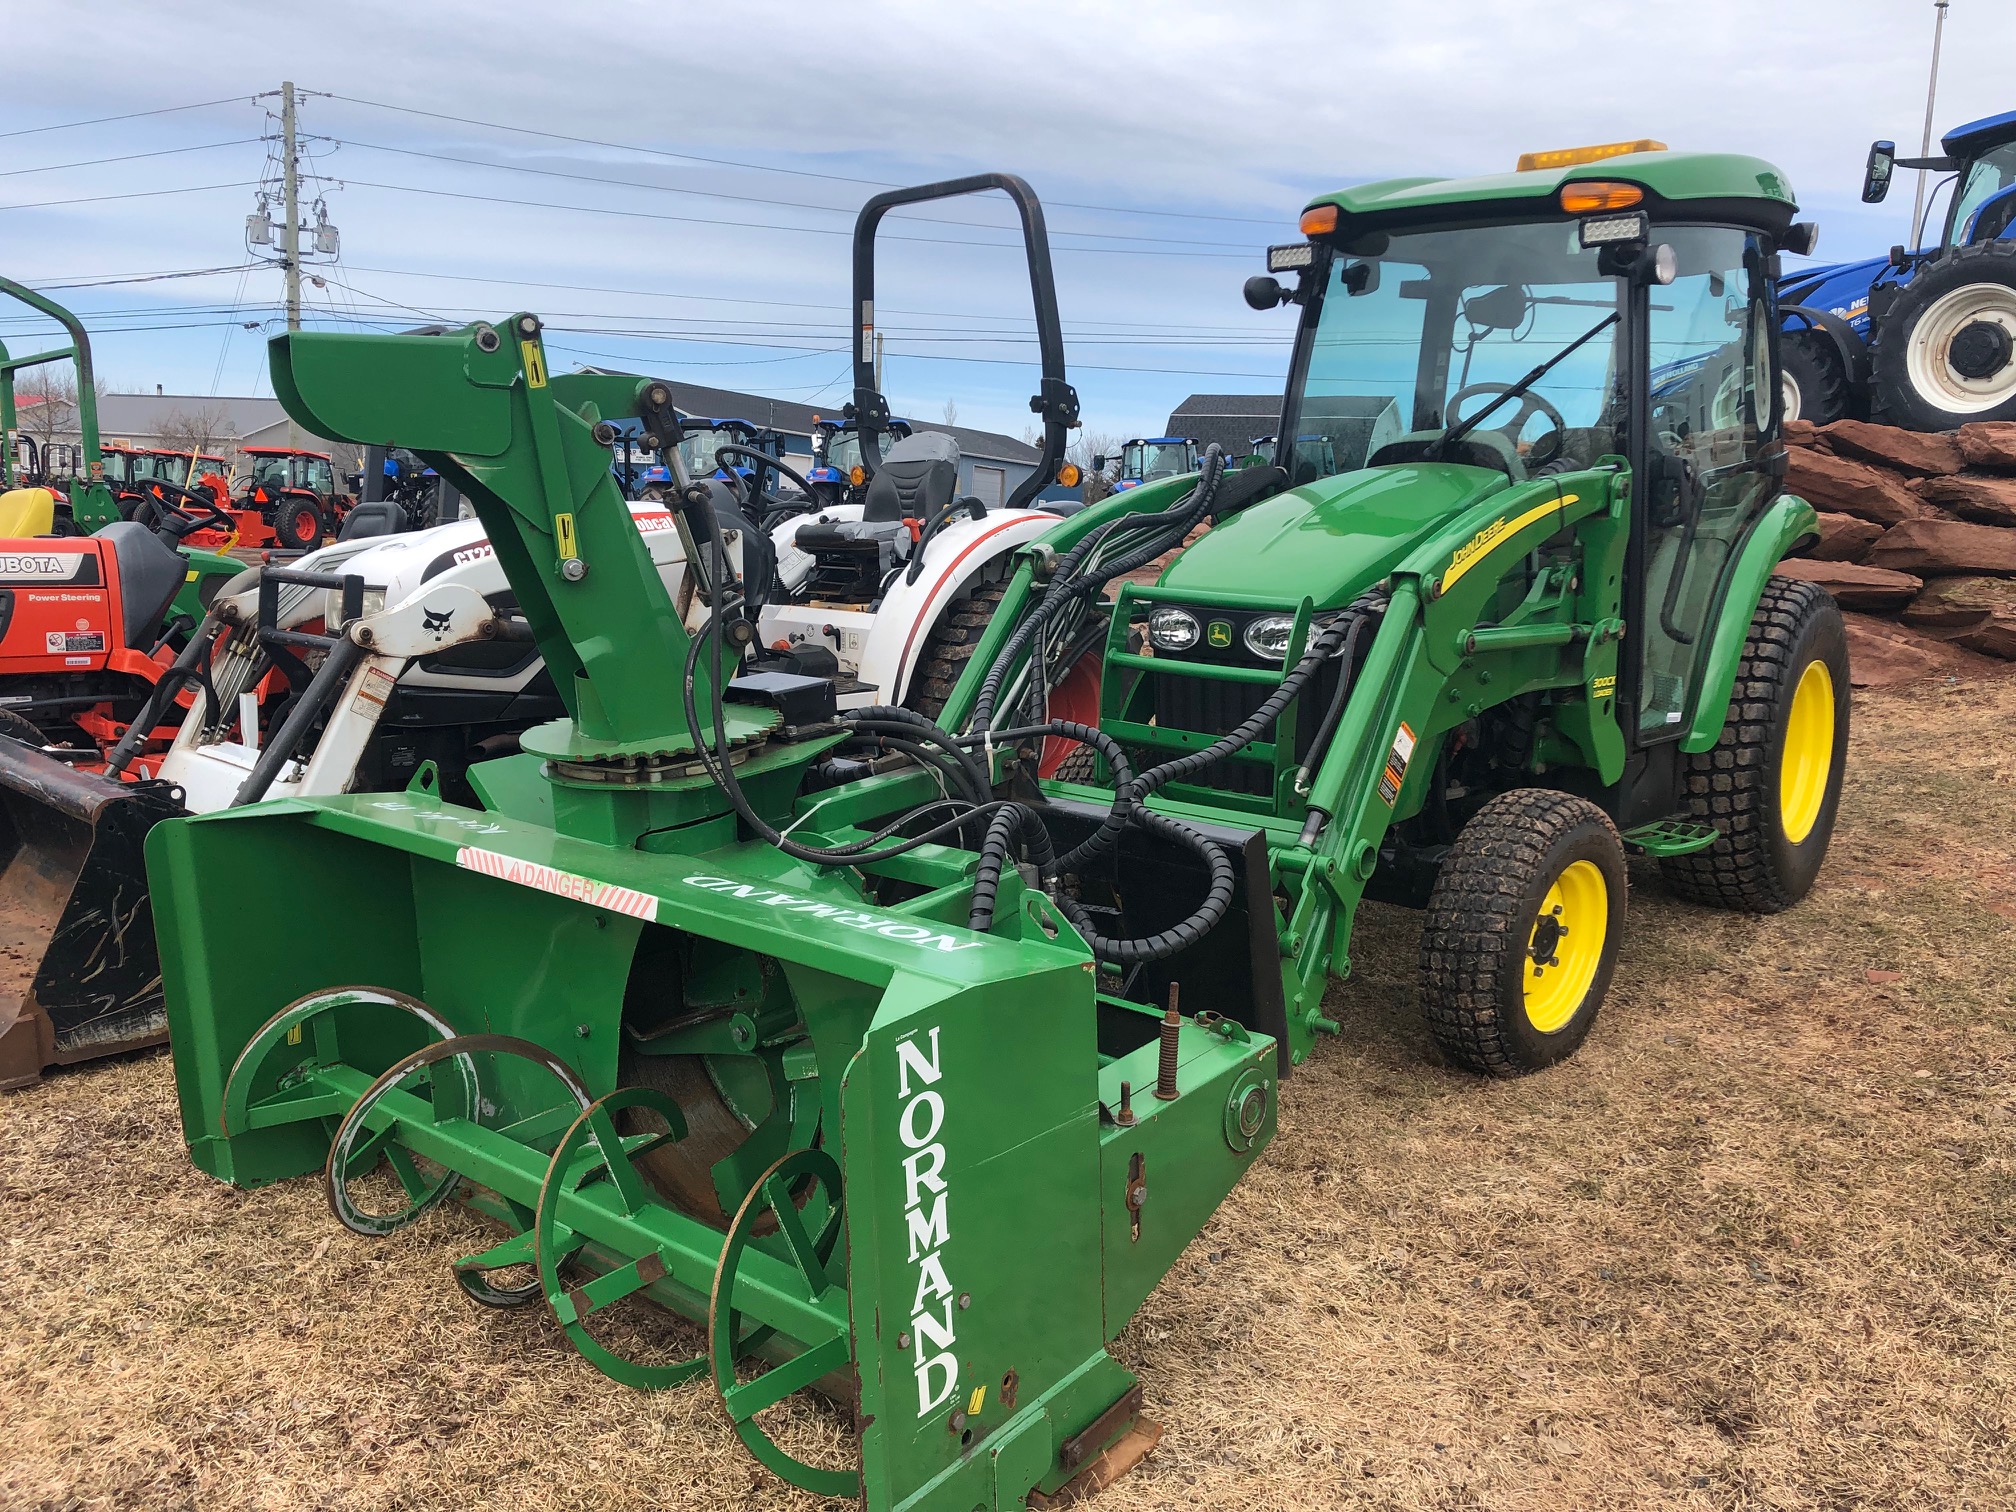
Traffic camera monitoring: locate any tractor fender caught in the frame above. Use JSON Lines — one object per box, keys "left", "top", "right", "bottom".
{"left": 1679, "top": 492, "right": 1820, "bottom": 754}
{"left": 858, "top": 508, "right": 1062, "bottom": 707}
{"left": 1780, "top": 303, "right": 1870, "bottom": 387}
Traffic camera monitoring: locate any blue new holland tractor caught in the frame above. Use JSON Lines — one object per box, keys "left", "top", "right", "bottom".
{"left": 1780, "top": 109, "right": 2016, "bottom": 430}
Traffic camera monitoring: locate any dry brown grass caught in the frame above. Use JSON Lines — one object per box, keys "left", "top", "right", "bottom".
{"left": 4, "top": 675, "right": 2014, "bottom": 1512}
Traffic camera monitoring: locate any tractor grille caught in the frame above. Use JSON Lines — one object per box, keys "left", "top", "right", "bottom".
{"left": 1143, "top": 608, "right": 1339, "bottom": 798}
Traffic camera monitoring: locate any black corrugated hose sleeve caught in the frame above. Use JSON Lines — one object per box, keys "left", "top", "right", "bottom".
{"left": 966, "top": 802, "right": 1059, "bottom": 935}
{"left": 954, "top": 719, "right": 1139, "bottom": 874}
{"left": 1292, "top": 595, "right": 1383, "bottom": 795}
{"left": 1051, "top": 807, "right": 1236, "bottom": 964}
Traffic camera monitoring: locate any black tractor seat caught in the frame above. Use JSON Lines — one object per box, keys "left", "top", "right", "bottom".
{"left": 95, "top": 520, "right": 189, "bottom": 647}
{"left": 792, "top": 431, "right": 969, "bottom": 601}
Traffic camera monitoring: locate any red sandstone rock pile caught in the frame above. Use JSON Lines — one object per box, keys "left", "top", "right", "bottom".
{"left": 1777, "top": 418, "right": 2016, "bottom": 687}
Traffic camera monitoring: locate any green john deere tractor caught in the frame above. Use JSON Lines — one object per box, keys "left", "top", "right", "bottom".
{"left": 152, "top": 149, "right": 1843, "bottom": 1511}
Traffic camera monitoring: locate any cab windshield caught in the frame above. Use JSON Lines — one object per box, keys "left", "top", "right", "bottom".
{"left": 1123, "top": 441, "right": 1193, "bottom": 481}
{"left": 1284, "top": 219, "right": 1626, "bottom": 487}
{"left": 249, "top": 454, "right": 292, "bottom": 491}
{"left": 678, "top": 426, "right": 747, "bottom": 478}
{"left": 1950, "top": 140, "right": 2016, "bottom": 242}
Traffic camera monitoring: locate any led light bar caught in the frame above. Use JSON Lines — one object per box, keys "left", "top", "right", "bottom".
{"left": 1267, "top": 242, "right": 1315, "bottom": 272}
{"left": 1579, "top": 211, "right": 1650, "bottom": 248}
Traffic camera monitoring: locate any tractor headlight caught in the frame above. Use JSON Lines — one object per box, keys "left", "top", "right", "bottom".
{"left": 1147, "top": 607, "right": 1200, "bottom": 652}
{"left": 328, "top": 586, "right": 385, "bottom": 630}
{"left": 1243, "top": 614, "right": 1295, "bottom": 660}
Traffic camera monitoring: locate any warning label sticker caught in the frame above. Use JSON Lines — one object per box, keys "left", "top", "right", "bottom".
{"left": 455, "top": 845, "right": 660, "bottom": 921}
{"left": 1377, "top": 721, "right": 1417, "bottom": 806}
{"left": 45, "top": 630, "right": 105, "bottom": 653}
{"left": 351, "top": 663, "right": 398, "bottom": 717}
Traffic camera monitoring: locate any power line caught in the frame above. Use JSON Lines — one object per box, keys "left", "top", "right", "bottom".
{"left": 321, "top": 90, "right": 1283, "bottom": 227}
{"left": 0, "top": 138, "right": 267, "bottom": 180}
{"left": 323, "top": 136, "right": 1255, "bottom": 250}
{"left": 0, "top": 180, "right": 259, "bottom": 213}
{"left": 0, "top": 96, "right": 252, "bottom": 141}
{"left": 335, "top": 176, "right": 1252, "bottom": 259}
{"left": 23, "top": 263, "right": 264, "bottom": 290}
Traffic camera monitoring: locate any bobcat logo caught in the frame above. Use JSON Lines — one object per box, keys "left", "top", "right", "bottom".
{"left": 421, "top": 605, "right": 455, "bottom": 640}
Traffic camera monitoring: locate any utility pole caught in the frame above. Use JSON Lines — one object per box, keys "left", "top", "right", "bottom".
{"left": 280, "top": 80, "right": 301, "bottom": 332}
{"left": 1910, "top": 1, "right": 1951, "bottom": 245}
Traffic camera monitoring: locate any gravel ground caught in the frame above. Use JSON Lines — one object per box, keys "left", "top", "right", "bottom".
{"left": 3, "top": 674, "right": 2012, "bottom": 1512}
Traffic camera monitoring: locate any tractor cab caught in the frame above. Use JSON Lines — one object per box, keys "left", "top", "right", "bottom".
{"left": 1108, "top": 436, "right": 1197, "bottom": 491}
{"left": 243, "top": 446, "right": 335, "bottom": 499}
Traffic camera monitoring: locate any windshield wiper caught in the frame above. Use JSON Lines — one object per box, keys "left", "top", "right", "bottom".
{"left": 1436, "top": 310, "right": 1620, "bottom": 456}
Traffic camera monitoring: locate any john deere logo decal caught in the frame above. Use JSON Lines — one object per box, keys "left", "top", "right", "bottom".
{"left": 1206, "top": 620, "right": 1233, "bottom": 649}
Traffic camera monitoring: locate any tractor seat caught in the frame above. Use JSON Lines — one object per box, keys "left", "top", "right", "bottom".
{"left": 0, "top": 487, "right": 57, "bottom": 538}
{"left": 96, "top": 520, "right": 190, "bottom": 646}
{"left": 337, "top": 502, "right": 406, "bottom": 541}
{"left": 861, "top": 431, "right": 961, "bottom": 523}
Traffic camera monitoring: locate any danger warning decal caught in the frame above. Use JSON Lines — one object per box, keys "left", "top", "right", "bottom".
{"left": 45, "top": 630, "right": 106, "bottom": 653}
{"left": 1377, "top": 721, "right": 1416, "bottom": 806}
{"left": 455, "top": 845, "right": 659, "bottom": 921}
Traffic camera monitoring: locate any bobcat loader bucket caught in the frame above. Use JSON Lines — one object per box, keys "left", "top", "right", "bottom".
{"left": 0, "top": 739, "right": 183, "bottom": 1087}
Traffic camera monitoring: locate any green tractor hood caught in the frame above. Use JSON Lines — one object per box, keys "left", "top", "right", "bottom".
{"left": 1162, "top": 461, "right": 1510, "bottom": 607}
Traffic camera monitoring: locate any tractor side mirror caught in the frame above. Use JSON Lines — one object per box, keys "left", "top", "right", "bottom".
{"left": 1863, "top": 141, "right": 1896, "bottom": 204}
{"left": 1092, "top": 455, "right": 1107, "bottom": 471}
{"left": 1463, "top": 284, "right": 1530, "bottom": 331}
{"left": 1781, "top": 222, "right": 1820, "bottom": 258}
{"left": 1243, "top": 275, "right": 1289, "bottom": 310}
{"left": 1340, "top": 260, "right": 1379, "bottom": 296}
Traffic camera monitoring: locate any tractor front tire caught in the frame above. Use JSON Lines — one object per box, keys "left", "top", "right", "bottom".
{"left": 1660, "top": 577, "right": 1848, "bottom": 913}
{"left": 1419, "top": 789, "right": 1627, "bottom": 1077}
{"left": 1870, "top": 242, "right": 2016, "bottom": 429}
{"left": 1780, "top": 328, "right": 1852, "bottom": 426}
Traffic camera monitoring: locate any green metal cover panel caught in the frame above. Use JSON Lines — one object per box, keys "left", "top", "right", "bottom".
{"left": 1305, "top": 150, "right": 1798, "bottom": 222}
{"left": 1680, "top": 491, "right": 1821, "bottom": 752}
{"left": 1158, "top": 462, "right": 1508, "bottom": 607}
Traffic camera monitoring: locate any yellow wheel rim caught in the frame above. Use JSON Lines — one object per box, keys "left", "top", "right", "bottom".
{"left": 1523, "top": 859, "right": 1608, "bottom": 1034}
{"left": 1778, "top": 658, "right": 1835, "bottom": 846}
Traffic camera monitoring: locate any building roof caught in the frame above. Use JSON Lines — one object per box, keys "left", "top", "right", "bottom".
{"left": 94, "top": 392, "right": 291, "bottom": 442}
{"left": 1167, "top": 393, "right": 1284, "bottom": 455}
{"left": 577, "top": 370, "right": 1040, "bottom": 465}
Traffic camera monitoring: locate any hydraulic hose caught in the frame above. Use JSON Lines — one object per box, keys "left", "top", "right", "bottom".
{"left": 1051, "top": 808, "right": 1236, "bottom": 964}
{"left": 1292, "top": 596, "right": 1383, "bottom": 797}
{"left": 966, "top": 802, "right": 1057, "bottom": 935}
{"left": 968, "top": 444, "right": 1227, "bottom": 735}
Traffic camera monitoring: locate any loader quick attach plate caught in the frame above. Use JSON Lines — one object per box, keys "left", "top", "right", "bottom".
{"left": 0, "top": 737, "right": 185, "bottom": 1087}
{"left": 151, "top": 787, "right": 1279, "bottom": 1510}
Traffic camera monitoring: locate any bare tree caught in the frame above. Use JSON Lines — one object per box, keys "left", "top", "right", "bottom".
{"left": 156, "top": 403, "right": 239, "bottom": 477}
{"left": 1070, "top": 429, "right": 1123, "bottom": 503}
{"left": 942, "top": 399, "right": 959, "bottom": 426}
{"left": 13, "top": 373, "right": 80, "bottom": 478}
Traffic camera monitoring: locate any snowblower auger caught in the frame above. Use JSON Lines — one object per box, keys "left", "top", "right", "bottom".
{"left": 157, "top": 178, "right": 1273, "bottom": 1512}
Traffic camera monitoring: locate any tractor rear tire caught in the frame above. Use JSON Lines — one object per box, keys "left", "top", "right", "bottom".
{"left": 1870, "top": 242, "right": 2016, "bottom": 430}
{"left": 1780, "top": 328, "right": 1852, "bottom": 426}
{"left": 1660, "top": 577, "right": 1848, "bottom": 913}
{"left": 1419, "top": 789, "right": 1627, "bottom": 1077}
{"left": 274, "top": 497, "right": 325, "bottom": 552}
{"left": 902, "top": 580, "right": 1007, "bottom": 722}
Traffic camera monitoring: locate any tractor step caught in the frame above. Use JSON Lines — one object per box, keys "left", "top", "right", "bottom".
{"left": 1620, "top": 819, "right": 1720, "bottom": 857}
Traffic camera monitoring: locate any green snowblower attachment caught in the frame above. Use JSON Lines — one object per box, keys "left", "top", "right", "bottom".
{"left": 155, "top": 175, "right": 1273, "bottom": 1510}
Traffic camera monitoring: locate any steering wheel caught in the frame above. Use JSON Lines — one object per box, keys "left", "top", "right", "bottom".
{"left": 1447, "top": 382, "right": 1569, "bottom": 470}
{"left": 132, "top": 478, "right": 238, "bottom": 543}
{"left": 713, "top": 444, "right": 819, "bottom": 525}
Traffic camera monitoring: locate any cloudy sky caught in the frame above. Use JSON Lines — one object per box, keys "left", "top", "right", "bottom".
{"left": 5, "top": 0, "right": 2012, "bottom": 446}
